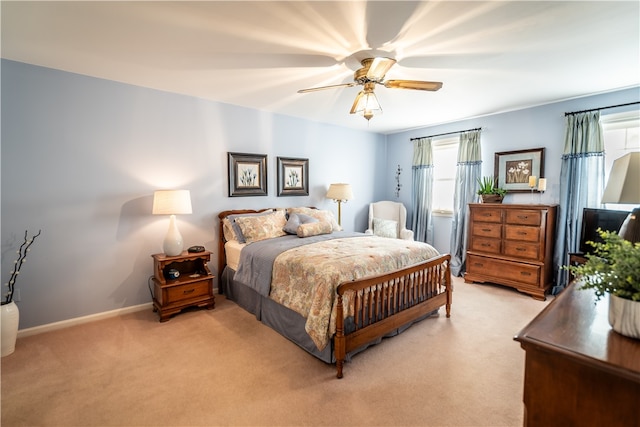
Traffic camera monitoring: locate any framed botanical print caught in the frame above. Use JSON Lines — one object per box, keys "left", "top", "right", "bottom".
{"left": 277, "top": 157, "right": 309, "bottom": 196}
{"left": 228, "top": 152, "right": 268, "bottom": 197}
{"left": 494, "top": 148, "right": 545, "bottom": 193}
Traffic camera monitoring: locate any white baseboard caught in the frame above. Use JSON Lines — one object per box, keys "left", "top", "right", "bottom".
{"left": 17, "top": 302, "right": 154, "bottom": 338}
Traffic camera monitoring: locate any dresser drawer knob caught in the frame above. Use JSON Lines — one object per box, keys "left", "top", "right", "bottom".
{"left": 516, "top": 247, "right": 526, "bottom": 251}
{"left": 482, "top": 228, "right": 492, "bottom": 232}
{"left": 183, "top": 289, "right": 195, "bottom": 295}
{"left": 517, "top": 231, "right": 527, "bottom": 235}
{"left": 518, "top": 215, "right": 528, "bottom": 219}
{"left": 481, "top": 243, "right": 491, "bottom": 247}
{"left": 474, "top": 263, "right": 484, "bottom": 267}
{"left": 521, "top": 272, "right": 531, "bottom": 276}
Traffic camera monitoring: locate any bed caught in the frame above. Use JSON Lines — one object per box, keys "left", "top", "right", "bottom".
{"left": 218, "top": 207, "right": 452, "bottom": 378}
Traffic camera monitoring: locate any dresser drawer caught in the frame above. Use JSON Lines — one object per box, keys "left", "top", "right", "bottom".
{"left": 467, "top": 254, "right": 541, "bottom": 286}
{"left": 506, "top": 210, "right": 542, "bottom": 226}
{"left": 504, "top": 241, "right": 540, "bottom": 260}
{"left": 505, "top": 225, "right": 539, "bottom": 242}
{"left": 471, "top": 237, "right": 501, "bottom": 254}
{"left": 472, "top": 222, "right": 502, "bottom": 239}
{"left": 472, "top": 208, "right": 502, "bottom": 223}
{"left": 165, "top": 280, "right": 211, "bottom": 304}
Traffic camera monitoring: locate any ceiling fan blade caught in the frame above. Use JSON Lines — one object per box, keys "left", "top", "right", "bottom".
{"left": 350, "top": 91, "right": 365, "bottom": 114}
{"left": 384, "top": 80, "right": 443, "bottom": 91}
{"left": 366, "top": 57, "right": 397, "bottom": 80}
{"left": 297, "top": 83, "right": 356, "bottom": 93}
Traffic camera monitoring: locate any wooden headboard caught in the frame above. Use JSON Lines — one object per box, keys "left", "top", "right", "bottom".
{"left": 217, "top": 208, "right": 273, "bottom": 289}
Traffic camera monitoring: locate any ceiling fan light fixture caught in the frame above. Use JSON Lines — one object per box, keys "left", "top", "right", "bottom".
{"left": 353, "top": 83, "right": 382, "bottom": 122}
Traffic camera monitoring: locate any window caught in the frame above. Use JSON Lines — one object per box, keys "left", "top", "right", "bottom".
{"left": 601, "top": 110, "right": 640, "bottom": 212}
{"left": 431, "top": 136, "right": 459, "bottom": 215}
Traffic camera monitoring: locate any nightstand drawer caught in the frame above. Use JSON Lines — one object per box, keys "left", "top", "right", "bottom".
{"left": 166, "top": 280, "right": 211, "bottom": 304}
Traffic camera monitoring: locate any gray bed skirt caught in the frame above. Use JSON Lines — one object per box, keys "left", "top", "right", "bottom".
{"left": 221, "top": 267, "right": 436, "bottom": 365}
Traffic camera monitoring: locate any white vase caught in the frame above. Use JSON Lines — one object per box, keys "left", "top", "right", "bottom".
{"left": 608, "top": 294, "right": 640, "bottom": 340}
{"left": 1, "top": 301, "right": 20, "bottom": 356}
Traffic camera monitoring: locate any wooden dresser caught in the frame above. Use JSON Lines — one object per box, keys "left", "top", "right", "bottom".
{"left": 514, "top": 282, "right": 640, "bottom": 427}
{"left": 464, "top": 203, "right": 557, "bottom": 300}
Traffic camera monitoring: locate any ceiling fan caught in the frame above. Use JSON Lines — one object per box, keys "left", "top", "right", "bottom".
{"left": 297, "top": 57, "right": 443, "bottom": 121}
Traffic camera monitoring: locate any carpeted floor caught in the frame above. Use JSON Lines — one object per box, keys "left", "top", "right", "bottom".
{"left": 1, "top": 276, "right": 550, "bottom": 426}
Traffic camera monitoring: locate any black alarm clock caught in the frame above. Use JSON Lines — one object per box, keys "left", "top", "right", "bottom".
{"left": 167, "top": 269, "right": 180, "bottom": 280}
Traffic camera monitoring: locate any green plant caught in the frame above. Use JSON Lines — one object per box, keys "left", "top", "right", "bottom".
{"left": 566, "top": 229, "right": 640, "bottom": 301}
{"left": 476, "top": 176, "right": 507, "bottom": 197}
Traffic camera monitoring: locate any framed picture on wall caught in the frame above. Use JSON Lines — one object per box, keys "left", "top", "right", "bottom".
{"left": 228, "top": 152, "right": 268, "bottom": 197}
{"left": 494, "top": 148, "right": 545, "bottom": 192}
{"left": 277, "top": 157, "right": 309, "bottom": 196}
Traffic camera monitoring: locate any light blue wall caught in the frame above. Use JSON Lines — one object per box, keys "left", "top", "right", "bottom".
{"left": 3, "top": 58, "right": 638, "bottom": 330}
{"left": 1, "top": 60, "right": 386, "bottom": 329}
{"left": 386, "top": 86, "right": 639, "bottom": 254}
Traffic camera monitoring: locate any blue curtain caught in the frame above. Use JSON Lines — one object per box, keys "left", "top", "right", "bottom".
{"left": 552, "top": 111, "right": 605, "bottom": 293}
{"left": 411, "top": 137, "right": 434, "bottom": 244}
{"left": 449, "top": 130, "right": 482, "bottom": 277}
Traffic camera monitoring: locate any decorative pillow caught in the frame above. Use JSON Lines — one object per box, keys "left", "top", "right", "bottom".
{"left": 224, "top": 210, "right": 274, "bottom": 243}
{"left": 297, "top": 221, "right": 333, "bottom": 238}
{"left": 283, "top": 213, "right": 318, "bottom": 235}
{"left": 373, "top": 217, "right": 398, "bottom": 239}
{"left": 288, "top": 207, "right": 342, "bottom": 231}
{"left": 235, "top": 210, "right": 287, "bottom": 243}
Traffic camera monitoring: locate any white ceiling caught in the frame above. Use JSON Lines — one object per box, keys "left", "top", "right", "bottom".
{"left": 2, "top": 1, "right": 639, "bottom": 134}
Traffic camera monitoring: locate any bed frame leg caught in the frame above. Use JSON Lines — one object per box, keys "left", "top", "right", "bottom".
{"left": 335, "top": 293, "right": 345, "bottom": 379}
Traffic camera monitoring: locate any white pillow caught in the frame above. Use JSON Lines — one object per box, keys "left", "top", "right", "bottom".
{"left": 373, "top": 217, "right": 398, "bottom": 239}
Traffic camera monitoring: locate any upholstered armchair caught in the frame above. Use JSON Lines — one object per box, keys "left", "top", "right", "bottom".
{"left": 364, "top": 201, "right": 414, "bottom": 240}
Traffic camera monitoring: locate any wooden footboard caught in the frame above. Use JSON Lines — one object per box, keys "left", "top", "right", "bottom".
{"left": 335, "top": 254, "right": 452, "bottom": 378}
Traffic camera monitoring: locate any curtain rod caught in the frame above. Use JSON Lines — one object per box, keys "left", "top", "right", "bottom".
{"left": 410, "top": 127, "right": 482, "bottom": 141}
{"left": 564, "top": 101, "right": 639, "bottom": 116}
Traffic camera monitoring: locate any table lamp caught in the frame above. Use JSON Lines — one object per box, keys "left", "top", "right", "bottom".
{"left": 152, "top": 190, "right": 192, "bottom": 256}
{"left": 326, "top": 183, "right": 353, "bottom": 226}
{"left": 602, "top": 152, "right": 640, "bottom": 243}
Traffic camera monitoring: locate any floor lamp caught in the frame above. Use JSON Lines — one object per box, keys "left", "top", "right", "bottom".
{"left": 326, "top": 183, "right": 353, "bottom": 227}
{"left": 602, "top": 152, "right": 640, "bottom": 243}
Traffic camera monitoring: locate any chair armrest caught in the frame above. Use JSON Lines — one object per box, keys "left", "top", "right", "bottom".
{"left": 400, "top": 228, "right": 414, "bottom": 240}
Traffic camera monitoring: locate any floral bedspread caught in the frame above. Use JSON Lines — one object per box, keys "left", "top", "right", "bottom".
{"left": 269, "top": 236, "right": 440, "bottom": 350}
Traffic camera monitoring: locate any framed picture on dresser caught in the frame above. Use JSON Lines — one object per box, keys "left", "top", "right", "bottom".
{"left": 494, "top": 148, "right": 545, "bottom": 192}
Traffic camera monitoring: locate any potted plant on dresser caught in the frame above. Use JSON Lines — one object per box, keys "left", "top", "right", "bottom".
{"left": 1, "top": 229, "right": 41, "bottom": 357}
{"left": 476, "top": 176, "right": 507, "bottom": 203}
{"left": 567, "top": 229, "right": 640, "bottom": 339}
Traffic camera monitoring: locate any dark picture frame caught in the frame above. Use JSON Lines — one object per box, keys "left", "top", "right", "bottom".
{"left": 277, "top": 157, "right": 309, "bottom": 196}
{"left": 228, "top": 152, "right": 268, "bottom": 197}
{"left": 494, "top": 148, "right": 545, "bottom": 193}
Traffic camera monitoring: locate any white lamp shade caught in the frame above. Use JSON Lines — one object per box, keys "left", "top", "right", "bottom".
{"left": 152, "top": 190, "right": 193, "bottom": 215}
{"left": 602, "top": 152, "right": 640, "bottom": 204}
{"left": 326, "top": 183, "right": 353, "bottom": 201}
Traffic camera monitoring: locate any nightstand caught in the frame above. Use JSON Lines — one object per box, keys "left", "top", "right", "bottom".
{"left": 151, "top": 251, "right": 215, "bottom": 322}
{"left": 568, "top": 252, "right": 588, "bottom": 283}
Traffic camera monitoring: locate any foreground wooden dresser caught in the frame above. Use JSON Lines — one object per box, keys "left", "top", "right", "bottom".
{"left": 464, "top": 203, "right": 557, "bottom": 300}
{"left": 514, "top": 283, "right": 640, "bottom": 427}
